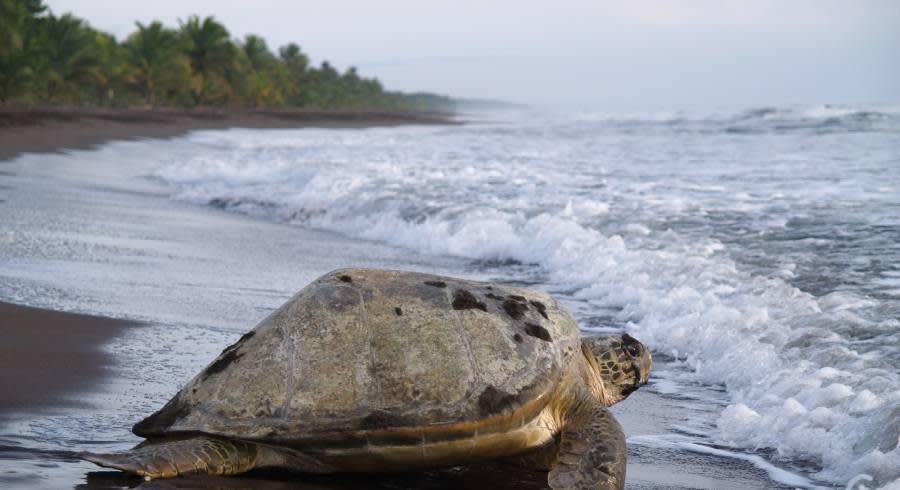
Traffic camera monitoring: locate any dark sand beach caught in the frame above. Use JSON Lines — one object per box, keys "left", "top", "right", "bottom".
{"left": 0, "top": 106, "right": 455, "bottom": 161}
{"left": 0, "top": 302, "right": 136, "bottom": 418}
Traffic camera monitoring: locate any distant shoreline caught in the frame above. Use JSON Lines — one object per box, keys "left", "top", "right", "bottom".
{"left": 0, "top": 106, "right": 458, "bottom": 161}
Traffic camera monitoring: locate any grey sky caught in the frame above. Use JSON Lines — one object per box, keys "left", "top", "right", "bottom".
{"left": 47, "top": 0, "right": 900, "bottom": 109}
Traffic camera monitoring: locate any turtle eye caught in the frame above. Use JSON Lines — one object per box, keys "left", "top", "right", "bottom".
{"left": 622, "top": 333, "right": 641, "bottom": 357}
{"left": 625, "top": 344, "right": 640, "bottom": 358}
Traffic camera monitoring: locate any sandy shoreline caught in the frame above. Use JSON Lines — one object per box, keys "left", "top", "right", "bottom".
{"left": 0, "top": 302, "right": 136, "bottom": 420}
{"left": 0, "top": 106, "right": 456, "bottom": 161}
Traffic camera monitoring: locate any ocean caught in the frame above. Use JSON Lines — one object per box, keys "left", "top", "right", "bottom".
{"left": 1, "top": 105, "right": 898, "bottom": 488}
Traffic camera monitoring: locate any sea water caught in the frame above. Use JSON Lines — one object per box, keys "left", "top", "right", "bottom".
{"left": 149, "top": 106, "right": 900, "bottom": 488}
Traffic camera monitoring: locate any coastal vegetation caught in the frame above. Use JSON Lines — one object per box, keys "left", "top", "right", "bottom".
{"left": 0, "top": 0, "right": 453, "bottom": 111}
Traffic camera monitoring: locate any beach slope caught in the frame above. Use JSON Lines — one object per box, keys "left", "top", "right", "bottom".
{"left": 0, "top": 302, "right": 136, "bottom": 419}
{"left": 0, "top": 106, "right": 455, "bottom": 161}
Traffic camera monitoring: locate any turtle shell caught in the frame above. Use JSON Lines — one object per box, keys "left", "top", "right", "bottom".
{"left": 133, "top": 269, "right": 582, "bottom": 442}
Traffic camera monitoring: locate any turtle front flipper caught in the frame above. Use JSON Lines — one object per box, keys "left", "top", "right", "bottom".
{"left": 80, "top": 436, "right": 332, "bottom": 479}
{"left": 548, "top": 399, "right": 626, "bottom": 490}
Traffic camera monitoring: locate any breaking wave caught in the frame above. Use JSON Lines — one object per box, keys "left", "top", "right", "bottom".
{"left": 573, "top": 104, "right": 900, "bottom": 135}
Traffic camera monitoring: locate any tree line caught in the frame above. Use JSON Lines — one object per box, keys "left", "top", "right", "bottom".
{"left": 0, "top": 0, "right": 453, "bottom": 111}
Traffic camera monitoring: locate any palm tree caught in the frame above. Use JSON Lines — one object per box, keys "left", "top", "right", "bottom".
{"left": 235, "top": 34, "right": 281, "bottom": 107}
{"left": 0, "top": 0, "right": 44, "bottom": 56}
{"left": 30, "top": 13, "right": 101, "bottom": 102}
{"left": 88, "top": 31, "right": 130, "bottom": 105}
{"left": 0, "top": 48, "right": 32, "bottom": 102}
{"left": 0, "top": 5, "right": 450, "bottom": 110}
{"left": 241, "top": 35, "right": 274, "bottom": 72}
{"left": 317, "top": 61, "right": 339, "bottom": 83}
{"left": 0, "top": 0, "right": 22, "bottom": 57}
{"left": 0, "top": 1, "right": 27, "bottom": 101}
{"left": 178, "top": 15, "right": 233, "bottom": 104}
{"left": 277, "top": 42, "right": 308, "bottom": 106}
{"left": 304, "top": 61, "right": 342, "bottom": 107}
{"left": 124, "top": 21, "right": 186, "bottom": 105}
{"left": 278, "top": 43, "right": 308, "bottom": 74}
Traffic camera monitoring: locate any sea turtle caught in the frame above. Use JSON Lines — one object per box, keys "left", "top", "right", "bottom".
{"left": 81, "top": 268, "right": 651, "bottom": 489}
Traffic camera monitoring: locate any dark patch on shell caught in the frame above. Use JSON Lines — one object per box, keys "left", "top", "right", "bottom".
{"left": 424, "top": 280, "right": 446, "bottom": 288}
{"left": 478, "top": 385, "right": 519, "bottom": 416}
{"left": 485, "top": 293, "right": 504, "bottom": 301}
{"left": 507, "top": 294, "right": 527, "bottom": 302}
{"left": 524, "top": 323, "right": 552, "bottom": 342}
{"left": 529, "top": 300, "right": 549, "bottom": 319}
{"left": 502, "top": 299, "right": 528, "bottom": 319}
{"left": 202, "top": 331, "right": 255, "bottom": 380}
{"left": 622, "top": 333, "right": 642, "bottom": 357}
{"left": 452, "top": 289, "right": 487, "bottom": 312}
{"left": 394, "top": 306, "right": 403, "bottom": 316}
{"left": 338, "top": 274, "right": 353, "bottom": 283}
{"left": 513, "top": 333, "right": 523, "bottom": 343}
{"left": 359, "top": 410, "right": 414, "bottom": 430}
{"left": 203, "top": 348, "right": 243, "bottom": 379}
{"left": 132, "top": 396, "right": 190, "bottom": 437}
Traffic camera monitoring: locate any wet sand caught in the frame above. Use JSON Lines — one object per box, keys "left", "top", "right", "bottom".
{"left": 0, "top": 302, "right": 136, "bottom": 419}
{"left": 0, "top": 106, "right": 455, "bottom": 161}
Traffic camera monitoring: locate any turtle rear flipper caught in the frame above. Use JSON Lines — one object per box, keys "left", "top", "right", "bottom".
{"left": 79, "top": 436, "right": 332, "bottom": 479}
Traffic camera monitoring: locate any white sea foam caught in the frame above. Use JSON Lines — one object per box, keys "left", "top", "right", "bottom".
{"left": 155, "top": 106, "right": 900, "bottom": 487}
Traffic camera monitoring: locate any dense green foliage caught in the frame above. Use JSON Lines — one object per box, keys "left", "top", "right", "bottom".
{"left": 0, "top": 1, "right": 453, "bottom": 111}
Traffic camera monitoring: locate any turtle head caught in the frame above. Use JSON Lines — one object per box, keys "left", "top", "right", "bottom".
{"left": 583, "top": 333, "right": 652, "bottom": 404}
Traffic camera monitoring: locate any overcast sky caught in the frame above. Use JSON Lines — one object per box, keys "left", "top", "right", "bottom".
{"left": 46, "top": 0, "right": 900, "bottom": 109}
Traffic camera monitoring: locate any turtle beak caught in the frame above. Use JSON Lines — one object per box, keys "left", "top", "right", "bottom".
{"left": 622, "top": 334, "right": 652, "bottom": 394}
{"left": 638, "top": 348, "right": 652, "bottom": 385}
